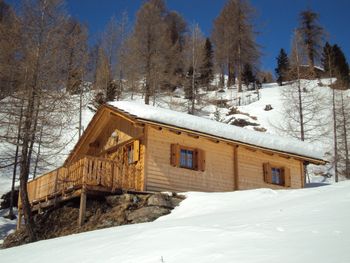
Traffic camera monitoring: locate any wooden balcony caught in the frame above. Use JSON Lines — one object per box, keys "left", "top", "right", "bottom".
{"left": 19, "top": 155, "right": 144, "bottom": 210}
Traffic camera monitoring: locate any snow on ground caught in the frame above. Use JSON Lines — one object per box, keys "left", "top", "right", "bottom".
{"left": 0, "top": 176, "right": 16, "bottom": 245}
{"left": 1, "top": 182, "right": 350, "bottom": 262}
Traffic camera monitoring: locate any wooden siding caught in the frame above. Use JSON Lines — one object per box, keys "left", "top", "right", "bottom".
{"left": 145, "top": 126, "right": 235, "bottom": 192}
{"left": 237, "top": 147, "right": 303, "bottom": 190}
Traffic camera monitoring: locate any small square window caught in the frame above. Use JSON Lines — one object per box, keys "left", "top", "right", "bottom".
{"left": 180, "top": 149, "right": 194, "bottom": 169}
{"left": 271, "top": 168, "right": 282, "bottom": 185}
{"left": 170, "top": 144, "right": 205, "bottom": 171}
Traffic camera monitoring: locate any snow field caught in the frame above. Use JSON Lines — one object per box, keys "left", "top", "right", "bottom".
{"left": 0, "top": 182, "right": 349, "bottom": 262}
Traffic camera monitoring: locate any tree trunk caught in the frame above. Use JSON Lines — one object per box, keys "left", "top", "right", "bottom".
{"left": 33, "top": 125, "right": 43, "bottom": 179}
{"left": 8, "top": 102, "right": 24, "bottom": 219}
{"left": 19, "top": 88, "right": 37, "bottom": 242}
{"left": 332, "top": 88, "right": 338, "bottom": 182}
{"left": 340, "top": 92, "right": 349, "bottom": 179}
{"left": 227, "top": 60, "right": 235, "bottom": 87}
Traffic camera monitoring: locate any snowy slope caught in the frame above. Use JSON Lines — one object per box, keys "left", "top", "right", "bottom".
{"left": 1, "top": 182, "right": 350, "bottom": 262}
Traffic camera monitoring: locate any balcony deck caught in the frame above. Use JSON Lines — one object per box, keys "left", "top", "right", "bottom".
{"left": 18, "top": 155, "right": 144, "bottom": 222}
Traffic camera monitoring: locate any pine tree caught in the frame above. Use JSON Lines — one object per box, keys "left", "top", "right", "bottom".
{"left": 297, "top": 9, "right": 324, "bottom": 76}
{"left": 241, "top": 63, "right": 255, "bottom": 87}
{"left": 163, "top": 11, "right": 187, "bottom": 90}
{"left": 199, "top": 38, "right": 214, "bottom": 89}
{"left": 275, "top": 48, "right": 290, "bottom": 86}
{"left": 332, "top": 44, "right": 350, "bottom": 87}
{"left": 321, "top": 42, "right": 333, "bottom": 74}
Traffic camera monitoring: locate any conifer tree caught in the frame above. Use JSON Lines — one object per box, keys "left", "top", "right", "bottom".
{"left": 332, "top": 45, "right": 350, "bottom": 87}
{"left": 241, "top": 63, "right": 255, "bottom": 87}
{"left": 275, "top": 48, "right": 290, "bottom": 86}
{"left": 321, "top": 42, "right": 333, "bottom": 74}
{"left": 199, "top": 38, "right": 214, "bottom": 89}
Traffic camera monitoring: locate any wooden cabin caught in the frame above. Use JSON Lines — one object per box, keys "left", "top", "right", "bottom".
{"left": 17, "top": 101, "right": 325, "bottom": 228}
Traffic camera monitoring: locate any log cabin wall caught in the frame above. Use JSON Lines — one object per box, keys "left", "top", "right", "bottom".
{"left": 144, "top": 126, "right": 235, "bottom": 192}
{"left": 144, "top": 125, "right": 304, "bottom": 192}
{"left": 236, "top": 147, "right": 303, "bottom": 190}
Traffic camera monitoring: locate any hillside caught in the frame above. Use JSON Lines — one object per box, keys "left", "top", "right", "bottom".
{"left": 1, "top": 180, "right": 349, "bottom": 262}
{"left": 0, "top": 79, "right": 337, "bottom": 244}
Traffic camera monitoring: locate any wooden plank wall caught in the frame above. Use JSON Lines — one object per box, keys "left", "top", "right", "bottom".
{"left": 237, "top": 147, "right": 303, "bottom": 190}
{"left": 145, "top": 126, "right": 235, "bottom": 192}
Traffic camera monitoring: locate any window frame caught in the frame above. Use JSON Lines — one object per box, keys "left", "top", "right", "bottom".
{"left": 179, "top": 147, "right": 195, "bottom": 170}
{"left": 263, "top": 162, "right": 291, "bottom": 187}
{"left": 271, "top": 166, "right": 284, "bottom": 185}
{"left": 126, "top": 143, "right": 134, "bottom": 164}
{"left": 170, "top": 144, "right": 205, "bottom": 172}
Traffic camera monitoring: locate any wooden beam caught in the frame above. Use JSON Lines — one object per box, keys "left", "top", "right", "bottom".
{"left": 169, "top": 129, "right": 181, "bottom": 135}
{"left": 187, "top": 133, "right": 199, "bottom": 139}
{"left": 244, "top": 146, "right": 257, "bottom": 152}
{"left": 89, "top": 140, "right": 100, "bottom": 148}
{"left": 233, "top": 145, "right": 239, "bottom": 190}
{"left": 97, "top": 136, "right": 143, "bottom": 156}
{"left": 78, "top": 187, "right": 87, "bottom": 227}
{"left": 143, "top": 125, "right": 149, "bottom": 192}
{"left": 142, "top": 121, "right": 326, "bottom": 165}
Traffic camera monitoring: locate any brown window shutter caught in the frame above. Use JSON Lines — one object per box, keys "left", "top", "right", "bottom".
{"left": 284, "top": 168, "right": 291, "bottom": 187}
{"left": 263, "top": 163, "right": 272, "bottom": 183}
{"left": 133, "top": 140, "right": 140, "bottom": 162}
{"left": 170, "top": 144, "right": 179, "bottom": 167}
{"left": 197, "top": 149, "right": 205, "bottom": 171}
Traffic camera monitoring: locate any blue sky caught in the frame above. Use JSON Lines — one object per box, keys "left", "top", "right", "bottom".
{"left": 8, "top": 0, "right": 350, "bottom": 72}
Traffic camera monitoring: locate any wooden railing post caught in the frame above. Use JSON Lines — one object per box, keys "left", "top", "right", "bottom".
{"left": 78, "top": 186, "right": 87, "bottom": 227}
{"left": 111, "top": 162, "right": 114, "bottom": 191}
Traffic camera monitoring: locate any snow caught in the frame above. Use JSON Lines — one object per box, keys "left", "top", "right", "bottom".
{"left": 108, "top": 100, "right": 324, "bottom": 160}
{"left": 1, "top": 182, "right": 350, "bottom": 262}
{"left": 0, "top": 176, "right": 16, "bottom": 245}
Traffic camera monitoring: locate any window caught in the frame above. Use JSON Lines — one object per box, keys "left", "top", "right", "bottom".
{"left": 170, "top": 144, "right": 205, "bottom": 171}
{"left": 271, "top": 167, "right": 283, "bottom": 185}
{"left": 127, "top": 144, "right": 134, "bottom": 164}
{"left": 180, "top": 149, "right": 194, "bottom": 169}
{"left": 126, "top": 140, "right": 140, "bottom": 164}
{"left": 263, "top": 163, "right": 291, "bottom": 187}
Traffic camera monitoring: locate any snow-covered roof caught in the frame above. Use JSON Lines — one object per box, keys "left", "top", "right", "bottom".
{"left": 108, "top": 101, "right": 324, "bottom": 161}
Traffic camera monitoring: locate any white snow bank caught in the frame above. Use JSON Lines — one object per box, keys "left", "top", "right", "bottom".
{"left": 109, "top": 101, "right": 324, "bottom": 160}
{"left": 1, "top": 182, "right": 350, "bottom": 262}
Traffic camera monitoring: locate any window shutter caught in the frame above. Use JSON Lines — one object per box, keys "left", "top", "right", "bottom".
{"left": 197, "top": 149, "right": 205, "bottom": 171}
{"left": 133, "top": 140, "right": 140, "bottom": 162}
{"left": 263, "top": 163, "right": 272, "bottom": 183}
{"left": 284, "top": 168, "right": 291, "bottom": 187}
{"left": 170, "top": 144, "right": 179, "bottom": 167}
